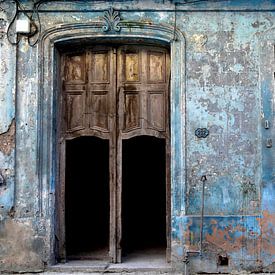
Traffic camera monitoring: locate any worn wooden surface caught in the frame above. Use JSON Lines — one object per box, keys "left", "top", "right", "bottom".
{"left": 62, "top": 45, "right": 169, "bottom": 139}
{"left": 60, "top": 45, "right": 170, "bottom": 263}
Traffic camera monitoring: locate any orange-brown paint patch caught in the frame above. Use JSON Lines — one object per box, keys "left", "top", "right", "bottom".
{"left": 205, "top": 224, "right": 244, "bottom": 252}
{"left": 0, "top": 119, "right": 15, "bottom": 155}
{"left": 258, "top": 211, "right": 275, "bottom": 255}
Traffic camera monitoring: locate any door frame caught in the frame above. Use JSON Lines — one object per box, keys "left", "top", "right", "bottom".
{"left": 36, "top": 21, "right": 186, "bottom": 265}
{"left": 58, "top": 44, "right": 171, "bottom": 263}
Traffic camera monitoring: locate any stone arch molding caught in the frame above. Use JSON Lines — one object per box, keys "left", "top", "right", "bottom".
{"left": 37, "top": 20, "right": 186, "bottom": 258}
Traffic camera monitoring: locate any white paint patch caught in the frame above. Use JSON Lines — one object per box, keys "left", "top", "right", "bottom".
{"left": 230, "top": 63, "right": 244, "bottom": 73}
{"left": 20, "top": 39, "right": 29, "bottom": 53}
{"left": 222, "top": 187, "right": 230, "bottom": 205}
{"left": 202, "top": 64, "right": 211, "bottom": 79}
{"left": 71, "top": 15, "right": 81, "bottom": 21}
{"left": 158, "top": 12, "right": 167, "bottom": 20}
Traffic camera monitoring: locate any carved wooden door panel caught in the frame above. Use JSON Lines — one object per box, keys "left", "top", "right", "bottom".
{"left": 60, "top": 46, "right": 118, "bottom": 262}
{"left": 116, "top": 45, "right": 170, "bottom": 261}
{"left": 60, "top": 45, "right": 170, "bottom": 263}
{"left": 62, "top": 46, "right": 116, "bottom": 139}
{"left": 117, "top": 45, "right": 170, "bottom": 138}
{"left": 62, "top": 52, "right": 86, "bottom": 134}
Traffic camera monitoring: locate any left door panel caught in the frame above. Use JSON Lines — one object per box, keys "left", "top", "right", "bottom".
{"left": 58, "top": 46, "right": 117, "bottom": 262}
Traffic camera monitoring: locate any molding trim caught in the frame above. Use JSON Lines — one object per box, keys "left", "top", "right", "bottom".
{"left": 37, "top": 20, "right": 186, "bottom": 261}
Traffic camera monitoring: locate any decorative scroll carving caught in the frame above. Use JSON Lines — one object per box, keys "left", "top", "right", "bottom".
{"left": 0, "top": 0, "right": 5, "bottom": 11}
{"left": 0, "top": 1, "right": 17, "bottom": 42}
{"left": 0, "top": 17, "right": 6, "bottom": 28}
{"left": 0, "top": 2, "right": 7, "bottom": 41}
{"left": 0, "top": 18, "right": 6, "bottom": 40}
{"left": 0, "top": 1, "right": 15, "bottom": 19}
{"left": 102, "top": 7, "right": 121, "bottom": 33}
{"left": 0, "top": 171, "right": 5, "bottom": 186}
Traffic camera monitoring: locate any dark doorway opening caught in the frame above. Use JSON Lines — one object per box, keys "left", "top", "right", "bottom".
{"left": 65, "top": 136, "right": 109, "bottom": 260}
{"left": 122, "top": 136, "right": 166, "bottom": 258}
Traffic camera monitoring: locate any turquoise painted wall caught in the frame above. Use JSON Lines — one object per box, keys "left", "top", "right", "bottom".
{"left": 0, "top": 0, "right": 274, "bottom": 273}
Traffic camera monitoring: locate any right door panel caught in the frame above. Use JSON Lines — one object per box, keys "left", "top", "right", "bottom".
{"left": 116, "top": 45, "right": 170, "bottom": 262}
{"left": 117, "top": 45, "right": 170, "bottom": 139}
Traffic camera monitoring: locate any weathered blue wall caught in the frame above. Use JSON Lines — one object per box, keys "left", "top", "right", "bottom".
{"left": 0, "top": 0, "right": 274, "bottom": 273}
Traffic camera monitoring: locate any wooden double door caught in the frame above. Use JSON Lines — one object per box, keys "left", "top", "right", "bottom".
{"left": 58, "top": 45, "right": 170, "bottom": 262}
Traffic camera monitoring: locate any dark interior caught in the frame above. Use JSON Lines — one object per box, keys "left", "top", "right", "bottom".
{"left": 122, "top": 136, "right": 166, "bottom": 255}
{"left": 65, "top": 137, "right": 109, "bottom": 260}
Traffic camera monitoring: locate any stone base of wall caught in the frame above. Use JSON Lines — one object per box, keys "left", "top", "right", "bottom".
{"left": 0, "top": 218, "right": 47, "bottom": 273}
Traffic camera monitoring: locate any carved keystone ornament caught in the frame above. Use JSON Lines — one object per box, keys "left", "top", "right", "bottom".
{"left": 102, "top": 7, "right": 121, "bottom": 32}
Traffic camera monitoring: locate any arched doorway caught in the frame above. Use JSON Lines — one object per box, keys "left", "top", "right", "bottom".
{"left": 57, "top": 44, "right": 171, "bottom": 263}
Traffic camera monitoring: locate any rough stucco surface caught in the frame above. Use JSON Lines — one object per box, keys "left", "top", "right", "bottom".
{"left": 0, "top": 219, "right": 46, "bottom": 272}
{"left": 0, "top": 0, "right": 274, "bottom": 273}
{"left": 0, "top": 3, "right": 16, "bottom": 254}
{"left": 184, "top": 12, "right": 263, "bottom": 216}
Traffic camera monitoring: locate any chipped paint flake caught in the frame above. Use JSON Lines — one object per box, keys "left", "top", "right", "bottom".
{"left": 0, "top": 119, "right": 15, "bottom": 155}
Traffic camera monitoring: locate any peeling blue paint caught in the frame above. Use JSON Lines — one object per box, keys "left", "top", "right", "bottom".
{"left": 0, "top": 0, "right": 274, "bottom": 273}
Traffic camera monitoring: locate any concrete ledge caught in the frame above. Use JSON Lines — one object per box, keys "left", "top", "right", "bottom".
{"left": 47, "top": 259, "right": 175, "bottom": 273}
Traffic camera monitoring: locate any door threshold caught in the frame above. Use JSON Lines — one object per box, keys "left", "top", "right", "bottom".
{"left": 50, "top": 250, "right": 173, "bottom": 273}
{"left": 49, "top": 260, "right": 173, "bottom": 273}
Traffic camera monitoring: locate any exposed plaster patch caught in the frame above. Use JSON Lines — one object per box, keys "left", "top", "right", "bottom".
{"left": 71, "top": 15, "right": 81, "bottom": 21}
{"left": 230, "top": 63, "right": 244, "bottom": 73}
{"left": 0, "top": 119, "right": 14, "bottom": 155}
{"left": 20, "top": 39, "right": 30, "bottom": 53}
{"left": 0, "top": 219, "right": 45, "bottom": 272}
{"left": 0, "top": 60, "right": 7, "bottom": 74}
{"left": 190, "top": 34, "right": 208, "bottom": 52}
